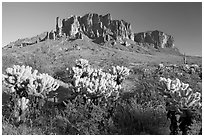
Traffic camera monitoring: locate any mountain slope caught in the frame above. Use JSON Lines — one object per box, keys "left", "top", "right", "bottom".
{"left": 3, "top": 37, "right": 201, "bottom": 75}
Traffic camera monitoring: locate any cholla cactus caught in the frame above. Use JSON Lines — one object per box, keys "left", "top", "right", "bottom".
{"left": 75, "top": 58, "right": 89, "bottom": 68}
{"left": 15, "top": 97, "right": 29, "bottom": 122}
{"left": 27, "top": 73, "right": 60, "bottom": 98}
{"left": 111, "top": 66, "right": 130, "bottom": 84}
{"left": 75, "top": 70, "right": 121, "bottom": 99}
{"left": 159, "top": 77, "right": 201, "bottom": 110}
{"left": 11, "top": 96, "right": 30, "bottom": 123}
{"left": 181, "top": 64, "right": 202, "bottom": 76}
{"left": 68, "top": 59, "right": 129, "bottom": 100}
{"left": 111, "top": 66, "right": 130, "bottom": 77}
{"left": 3, "top": 65, "right": 60, "bottom": 123}
{"left": 17, "top": 97, "right": 29, "bottom": 112}
{"left": 3, "top": 65, "right": 35, "bottom": 93}
{"left": 3, "top": 65, "right": 59, "bottom": 98}
{"left": 179, "top": 88, "right": 201, "bottom": 109}
{"left": 159, "top": 77, "right": 202, "bottom": 135}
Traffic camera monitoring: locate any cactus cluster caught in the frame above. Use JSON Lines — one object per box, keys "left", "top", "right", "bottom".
{"left": 159, "top": 77, "right": 202, "bottom": 135}
{"left": 159, "top": 77, "right": 201, "bottom": 111}
{"left": 2, "top": 65, "right": 59, "bottom": 98}
{"left": 2, "top": 65, "right": 60, "bottom": 122}
{"left": 27, "top": 73, "right": 59, "bottom": 98}
{"left": 68, "top": 59, "right": 130, "bottom": 100}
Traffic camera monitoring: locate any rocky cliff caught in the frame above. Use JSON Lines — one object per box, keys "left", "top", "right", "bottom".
{"left": 134, "top": 30, "right": 174, "bottom": 48}
{"left": 4, "top": 13, "right": 176, "bottom": 50}
{"left": 54, "top": 13, "right": 134, "bottom": 43}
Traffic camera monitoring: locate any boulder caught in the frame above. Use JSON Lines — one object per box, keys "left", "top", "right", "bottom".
{"left": 39, "top": 32, "right": 48, "bottom": 42}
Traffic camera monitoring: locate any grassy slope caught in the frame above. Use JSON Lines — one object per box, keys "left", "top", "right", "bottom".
{"left": 3, "top": 37, "right": 201, "bottom": 73}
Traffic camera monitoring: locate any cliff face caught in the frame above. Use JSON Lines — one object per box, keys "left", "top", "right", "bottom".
{"left": 54, "top": 13, "right": 174, "bottom": 49}
{"left": 54, "top": 13, "right": 134, "bottom": 42}
{"left": 49, "top": 14, "right": 175, "bottom": 49}
{"left": 4, "top": 13, "right": 175, "bottom": 50}
{"left": 134, "top": 30, "right": 174, "bottom": 48}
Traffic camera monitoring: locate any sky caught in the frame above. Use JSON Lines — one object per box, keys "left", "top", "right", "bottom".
{"left": 2, "top": 2, "right": 202, "bottom": 56}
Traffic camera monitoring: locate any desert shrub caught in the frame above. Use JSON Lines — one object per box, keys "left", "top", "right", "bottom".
{"left": 109, "top": 74, "right": 168, "bottom": 134}
{"left": 2, "top": 116, "right": 44, "bottom": 135}
{"left": 52, "top": 95, "right": 118, "bottom": 135}
{"left": 53, "top": 66, "right": 73, "bottom": 83}
{"left": 112, "top": 97, "right": 167, "bottom": 135}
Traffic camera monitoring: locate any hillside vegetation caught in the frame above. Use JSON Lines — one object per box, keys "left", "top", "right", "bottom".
{"left": 2, "top": 37, "right": 202, "bottom": 135}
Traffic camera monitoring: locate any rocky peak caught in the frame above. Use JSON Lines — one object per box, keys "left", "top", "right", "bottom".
{"left": 134, "top": 30, "right": 174, "bottom": 48}
{"left": 54, "top": 13, "right": 134, "bottom": 43}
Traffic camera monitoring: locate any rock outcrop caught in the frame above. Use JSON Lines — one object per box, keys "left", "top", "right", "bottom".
{"left": 4, "top": 13, "right": 176, "bottom": 51}
{"left": 55, "top": 13, "right": 134, "bottom": 43}
{"left": 134, "top": 30, "right": 174, "bottom": 48}
{"left": 53, "top": 14, "right": 175, "bottom": 49}
{"left": 4, "top": 32, "right": 49, "bottom": 48}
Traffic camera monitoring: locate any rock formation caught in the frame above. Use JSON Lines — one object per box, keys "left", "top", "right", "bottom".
{"left": 55, "top": 13, "right": 134, "bottom": 43}
{"left": 4, "top": 13, "right": 176, "bottom": 51}
{"left": 4, "top": 32, "right": 49, "bottom": 48}
{"left": 134, "top": 30, "right": 174, "bottom": 48}
{"left": 48, "top": 30, "right": 56, "bottom": 40}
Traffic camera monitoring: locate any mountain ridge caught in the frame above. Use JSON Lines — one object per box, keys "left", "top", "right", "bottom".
{"left": 3, "top": 13, "right": 178, "bottom": 55}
